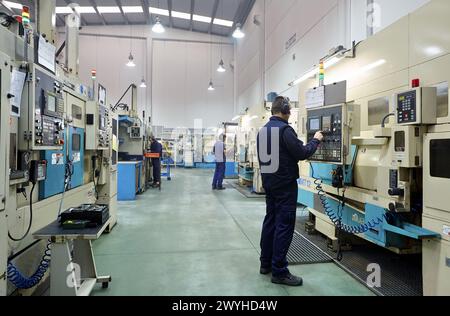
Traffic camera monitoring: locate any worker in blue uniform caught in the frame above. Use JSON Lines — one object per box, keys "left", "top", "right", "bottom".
{"left": 257, "top": 96, "right": 323, "bottom": 286}
{"left": 150, "top": 137, "right": 163, "bottom": 187}
{"left": 212, "top": 134, "right": 226, "bottom": 190}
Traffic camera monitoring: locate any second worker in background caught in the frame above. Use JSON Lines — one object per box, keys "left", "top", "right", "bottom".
{"left": 257, "top": 96, "right": 324, "bottom": 286}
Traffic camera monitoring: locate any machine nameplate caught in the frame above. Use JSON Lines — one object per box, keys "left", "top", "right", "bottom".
{"left": 444, "top": 225, "right": 450, "bottom": 237}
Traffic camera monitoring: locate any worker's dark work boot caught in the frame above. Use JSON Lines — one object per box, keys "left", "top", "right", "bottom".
{"left": 271, "top": 273, "right": 303, "bottom": 286}
{"left": 260, "top": 266, "right": 272, "bottom": 275}
{"left": 217, "top": 187, "right": 226, "bottom": 191}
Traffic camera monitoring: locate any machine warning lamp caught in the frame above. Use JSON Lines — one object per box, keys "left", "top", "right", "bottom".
{"left": 22, "top": 6, "right": 30, "bottom": 27}
{"left": 91, "top": 69, "right": 97, "bottom": 80}
{"left": 319, "top": 60, "right": 325, "bottom": 86}
{"left": 412, "top": 78, "right": 420, "bottom": 88}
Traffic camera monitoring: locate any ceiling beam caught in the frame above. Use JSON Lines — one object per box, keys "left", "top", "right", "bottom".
{"left": 63, "top": 0, "right": 87, "bottom": 26}
{"left": 229, "top": 0, "right": 255, "bottom": 36}
{"left": 141, "top": 0, "right": 150, "bottom": 24}
{"left": 89, "top": 0, "right": 107, "bottom": 26}
{"left": 115, "top": 0, "right": 130, "bottom": 25}
{"left": 189, "top": 0, "right": 195, "bottom": 31}
{"left": 168, "top": 0, "right": 173, "bottom": 28}
{"left": 209, "top": 0, "right": 220, "bottom": 34}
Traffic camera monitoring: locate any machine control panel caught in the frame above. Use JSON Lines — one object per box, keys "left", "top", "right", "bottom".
{"left": 307, "top": 105, "right": 343, "bottom": 163}
{"left": 395, "top": 87, "right": 437, "bottom": 126}
{"left": 397, "top": 90, "right": 417, "bottom": 124}
{"left": 34, "top": 69, "right": 64, "bottom": 147}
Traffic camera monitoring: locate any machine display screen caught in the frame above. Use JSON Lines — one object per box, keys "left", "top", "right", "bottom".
{"left": 47, "top": 95, "right": 56, "bottom": 112}
{"left": 430, "top": 139, "right": 450, "bottom": 179}
{"left": 322, "top": 116, "right": 332, "bottom": 132}
{"left": 309, "top": 118, "right": 320, "bottom": 131}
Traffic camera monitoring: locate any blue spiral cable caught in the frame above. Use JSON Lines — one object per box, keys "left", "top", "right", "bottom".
{"left": 309, "top": 163, "right": 393, "bottom": 235}
{"left": 7, "top": 157, "right": 74, "bottom": 290}
{"left": 7, "top": 241, "right": 51, "bottom": 289}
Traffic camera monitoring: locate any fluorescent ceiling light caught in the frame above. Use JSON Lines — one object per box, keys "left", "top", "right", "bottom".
{"left": 193, "top": 14, "right": 211, "bottom": 23}
{"left": 75, "top": 6, "right": 96, "bottom": 14}
{"left": 171, "top": 10, "right": 190, "bottom": 20}
{"left": 2, "top": 1, "right": 22, "bottom": 10}
{"left": 290, "top": 56, "right": 344, "bottom": 86}
{"left": 232, "top": 116, "right": 241, "bottom": 121}
{"left": 424, "top": 46, "right": 443, "bottom": 57}
{"left": 360, "top": 59, "right": 386, "bottom": 72}
{"left": 149, "top": 7, "right": 169, "bottom": 16}
{"left": 122, "top": 6, "right": 143, "bottom": 13}
{"left": 56, "top": 6, "right": 73, "bottom": 14}
{"left": 213, "top": 18, "right": 234, "bottom": 27}
{"left": 97, "top": 6, "right": 121, "bottom": 14}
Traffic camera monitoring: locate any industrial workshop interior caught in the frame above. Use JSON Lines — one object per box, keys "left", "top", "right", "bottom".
{"left": 0, "top": 0, "right": 449, "bottom": 300}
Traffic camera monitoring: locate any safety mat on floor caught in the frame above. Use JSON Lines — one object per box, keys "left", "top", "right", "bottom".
{"left": 225, "top": 181, "right": 266, "bottom": 199}
{"left": 295, "top": 217, "right": 423, "bottom": 296}
{"left": 287, "top": 232, "right": 333, "bottom": 265}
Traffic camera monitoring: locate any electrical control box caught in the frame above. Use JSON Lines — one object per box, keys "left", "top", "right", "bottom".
{"left": 128, "top": 126, "right": 142, "bottom": 139}
{"left": 395, "top": 87, "right": 437, "bottom": 126}
{"left": 392, "top": 126, "right": 425, "bottom": 168}
{"left": 86, "top": 101, "right": 110, "bottom": 150}
{"left": 307, "top": 103, "right": 360, "bottom": 164}
{"left": 19, "top": 65, "right": 65, "bottom": 151}
{"left": 29, "top": 160, "right": 47, "bottom": 183}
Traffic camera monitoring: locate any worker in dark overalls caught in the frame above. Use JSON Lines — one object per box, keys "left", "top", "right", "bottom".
{"left": 212, "top": 134, "right": 226, "bottom": 190}
{"left": 150, "top": 137, "right": 163, "bottom": 187}
{"left": 257, "top": 96, "right": 323, "bottom": 286}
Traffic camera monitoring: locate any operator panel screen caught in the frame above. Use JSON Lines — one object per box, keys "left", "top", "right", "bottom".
{"left": 309, "top": 118, "right": 321, "bottom": 131}
{"left": 322, "top": 116, "right": 332, "bottom": 132}
{"left": 47, "top": 95, "right": 56, "bottom": 113}
{"left": 397, "top": 90, "right": 417, "bottom": 124}
{"left": 307, "top": 106, "right": 343, "bottom": 164}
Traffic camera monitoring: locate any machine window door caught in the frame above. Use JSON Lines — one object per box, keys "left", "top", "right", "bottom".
{"left": 430, "top": 139, "right": 450, "bottom": 179}
{"left": 72, "top": 134, "right": 81, "bottom": 152}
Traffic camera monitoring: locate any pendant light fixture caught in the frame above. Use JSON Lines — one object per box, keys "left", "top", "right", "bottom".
{"left": 127, "top": 52, "right": 136, "bottom": 67}
{"left": 152, "top": 0, "right": 165, "bottom": 34}
{"left": 208, "top": 33, "right": 215, "bottom": 91}
{"left": 217, "top": 1, "right": 226, "bottom": 73}
{"left": 140, "top": 78, "right": 147, "bottom": 88}
{"left": 232, "top": 23, "right": 245, "bottom": 39}
{"left": 217, "top": 59, "right": 226, "bottom": 73}
{"left": 208, "top": 80, "right": 215, "bottom": 91}
{"left": 152, "top": 16, "right": 165, "bottom": 34}
{"left": 127, "top": 26, "right": 136, "bottom": 67}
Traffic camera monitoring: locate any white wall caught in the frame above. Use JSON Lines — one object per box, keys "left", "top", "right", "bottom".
{"left": 58, "top": 25, "right": 235, "bottom": 129}
{"left": 152, "top": 40, "right": 234, "bottom": 128}
{"left": 236, "top": 0, "right": 430, "bottom": 114}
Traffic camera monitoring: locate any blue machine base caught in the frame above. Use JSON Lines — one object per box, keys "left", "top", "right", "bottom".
{"left": 117, "top": 162, "right": 143, "bottom": 201}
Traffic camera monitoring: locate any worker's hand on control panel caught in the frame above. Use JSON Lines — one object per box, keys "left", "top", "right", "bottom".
{"left": 314, "top": 131, "right": 324, "bottom": 142}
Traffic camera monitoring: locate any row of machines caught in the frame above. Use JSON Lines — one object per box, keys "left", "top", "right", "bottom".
{"left": 236, "top": 103, "right": 300, "bottom": 193}
{"left": 296, "top": 0, "right": 450, "bottom": 296}
{"left": 236, "top": 0, "right": 450, "bottom": 295}
{"left": 0, "top": 4, "right": 117, "bottom": 295}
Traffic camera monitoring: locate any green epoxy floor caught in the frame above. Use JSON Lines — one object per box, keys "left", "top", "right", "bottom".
{"left": 92, "top": 169, "right": 374, "bottom": 296}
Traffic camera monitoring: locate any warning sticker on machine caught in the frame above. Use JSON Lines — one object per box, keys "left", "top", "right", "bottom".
{"left": 52, "top": 153, "right": 64, "bottom": 165}
{"left": 72, "top": 153, "right": 81, "bottom": 163}
{"left": 443, "top": 226, "right": 450, "bottom": 237}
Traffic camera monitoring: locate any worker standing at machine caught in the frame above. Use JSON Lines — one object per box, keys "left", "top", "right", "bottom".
{"left": 150, "top": 137, "right": 163, "bottom": 188}
{"left": 212, "top": 134, "right": 226, "bottom": 190}
{"left": 257, "top": 96, "right": 324, "bottom": 286}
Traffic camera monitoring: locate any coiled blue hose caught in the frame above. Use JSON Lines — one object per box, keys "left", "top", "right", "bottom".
{"left": 7, "top": 157, "right": 74, "bottom": 290}
{"left": 7, "top": 241, "right": 51, "bottom": 289}
{"left": 310, "top": 163, "right": 393, "bottom": 235}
